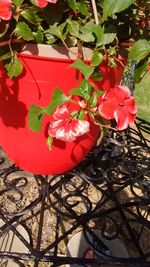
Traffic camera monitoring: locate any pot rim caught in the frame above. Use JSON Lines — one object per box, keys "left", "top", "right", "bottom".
{"left": 19, "top": 43, "right": 127, "bottom": 62}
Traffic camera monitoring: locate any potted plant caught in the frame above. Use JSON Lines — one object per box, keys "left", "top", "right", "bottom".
{"left": 0, "top": 0, "right": 149, "bottom": 175}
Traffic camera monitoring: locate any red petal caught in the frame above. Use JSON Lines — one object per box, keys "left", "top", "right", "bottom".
{"left": 114, "top": 107, "right": 129, "bottom": 130}
{"left": 115, "top": 85, "right": 131, "bottom": 102}
{"left": 0, "top": 0, "right": 12, "bottom": 20}
{"left": 127, "top": 112, "right": 136, "bottom": 124}
{"left": 104, "top": 85, "right": 131, "bottom": 103}
{"left": 124, "top": 96, "right": 137, "bottom": 114}
{"left": 102, "top": 89, "right": 118, "bottom": 102}
{"left": 35, "top": 0, "right": 48, "bottom": 7}
{"left": 98, "top": 99, "right": 118, "bottom": 119}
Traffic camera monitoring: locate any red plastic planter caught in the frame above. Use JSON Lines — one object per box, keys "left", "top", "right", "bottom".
{"left": 0, "top": 45, "right": 126, "bottom": 175}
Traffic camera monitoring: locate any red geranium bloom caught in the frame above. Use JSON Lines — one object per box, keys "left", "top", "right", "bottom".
{"left": 48, "top": 105, "right": 90, "bottom": 142}
{"left": 98, "top": 85, "right": 137, "bottom": 130}
{"left": 0, "top": 0, "right": 12, "bottom": 20}
{"left": 35, "top": 0, "right": 57, "bottom": 7}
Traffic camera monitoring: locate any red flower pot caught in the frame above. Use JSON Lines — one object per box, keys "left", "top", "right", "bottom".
{"left": 0, "top": 45, "right": 125, "bottom": 175}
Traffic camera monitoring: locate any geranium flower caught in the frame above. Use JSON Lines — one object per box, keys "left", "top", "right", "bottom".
{"left": 34, "top": 0, "right": 57, "bottom": 8}
{"left": 48, "top": 105, "right": 90, "bottom": 142}
{"left": 98, "top": 85, "right": 137, "bottom": 130}
{"left": 0, "top": 0, "right": 12, "bottom": 20}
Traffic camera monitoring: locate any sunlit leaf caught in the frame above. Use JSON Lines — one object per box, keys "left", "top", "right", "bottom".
{"left": 129, "top": 39, "right": 150, "bottom": 63}
{"left": 5, "top": 54, "right": 23, "bottom": 79}
{"left": 70, "top": 60, "right": 95, "bottom": 80}
{"left": 28, "top": 104, "right": 44, "bottom": 132}
{"left": 101, "top": 0, "right": 133, "bottom": 21}
{"left": 15, "top": 22, "right": 34, "bottom": 41}
{"left": 44, "top": 87, "right": 70, "bottom": 115}
{"left": 70, "top": 80, "right": 92, "bottom": 101}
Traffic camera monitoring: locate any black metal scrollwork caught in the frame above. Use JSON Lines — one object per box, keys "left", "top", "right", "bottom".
{"left": 0, "top": 118, "right": 149, "bottom": 267}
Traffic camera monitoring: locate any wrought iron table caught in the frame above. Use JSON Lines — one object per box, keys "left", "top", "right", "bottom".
{"left": 0, "top": 117, "right": 149, "bottom": 267}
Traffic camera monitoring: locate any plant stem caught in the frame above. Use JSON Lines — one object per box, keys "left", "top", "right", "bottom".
{"left": 0, "top": 39, "right": 24, "bottom": 47}
{"left": 91, "top": 0, "right": 99, "bottom": 25}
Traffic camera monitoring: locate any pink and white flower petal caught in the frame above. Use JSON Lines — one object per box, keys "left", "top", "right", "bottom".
{"left": 98, "top": 99, "right": 118, "bottom": 119}
{"left": 61, "top": 120, "right": 90, "bottom": 142}
{"left": 55, "top": 127, "right": 70, "bottom": 141}
{"left": 0, "top": 0, "right": 12, "bottom": 20}
{"left": 53, "top": 105, "right": 69, "bottom": 120}
{"left": 49, "top": 119, "right": 90, "bottom": 142}
{"left": 54, "top": 126, "right": 77, "bottom": 142}
{"left": 71, "top": 120, "right": 90, "bottom": 138}
{"left": 124, "top": 97, "right": 137, "bottom": 114}
{"left": 48, "top": 119, "right": 66, "bottom": 137}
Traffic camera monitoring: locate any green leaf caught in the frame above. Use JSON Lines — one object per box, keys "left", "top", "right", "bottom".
{"left": 101, "top": 0, "right": 133, "bottom": 21}
{"left": 71, "top": 110, "right": 79, "bottom": 119}
{"left": 98, "top": 32, "right": 116, "bottom": 46}
{"left": 45, "top": 33, "right": 56, "bottom": 44}
{"left": 68, "top": 0, "right": 76, "bottom": 10}
{"left": 79, "top": 32, "right": 95, "bottom": 43}
{"left": 44, "top": 87, "right": 70, "bottom": 115}
{"left": 92, "top": 52, "right": 103, "bottom": 66}
{"left": 70, "top": 80, "right": 92, "bottom": 101}
{"left": 88, "top": 91, "right": 98, "bottom": 107}
{"left": 70, "top": 60, "right": 95, "bottom": 80}
{"left": 0, "top": 51, "right": 14, "bottom": 61}
{"left": 12, "top": 0, "right": 24, "bottom": 6}
{"left": 47, "top": 22, "right": 66, "bottom": 40}
{"left": 21, "top": 9, "right": 42, "bottom": 24}
{"left": 91, "top": 70, "right": 103, "bottom": 81}
{"left": 67, "top": 19, "right": 79, "bottom": 37}
{"left": 70, "top": 109, "right": 86, "bottom": 120}
{"left": 28, "top": 104, "right": 44, "bottom": 132}
{"left": 5, "top": 54, "right": 23, "bottom": 79}
{"left": 33, "top": 30, "right": 44, "bottom": 43}
{"left": 15, "top": 22, "right": 34, "bottom": 41}
{"left": 76, "top": 2, "right": 89, "bottom": 16}
{"left": 78, "top": 110, "right": 86, "bottom": 120}
{"left": 91, "top": 25, "right": 104, "bottom": 47}
{"left": 46, "top": 136, "right": 53, "bottom": 150}
{"left": 66, "top": 35, "right": 77, "bottom": 47}
{"left": 129, "top": 39, "right": 150, "bottom": 63}
{"left": 95, "top": 90, "right": 104, "bottom": 96}
{"left": 79, "top": 22, "right": 95, "bottom": 43}
{"left": 134, "top": 62, "right": 148, "bottom": 83}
